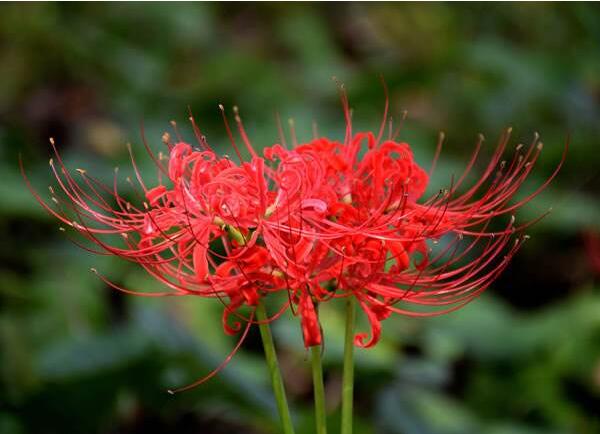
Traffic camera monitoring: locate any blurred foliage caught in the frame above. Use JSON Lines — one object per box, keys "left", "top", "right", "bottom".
{"left": 1, "top": 3, "right": 599, "bottom": 434}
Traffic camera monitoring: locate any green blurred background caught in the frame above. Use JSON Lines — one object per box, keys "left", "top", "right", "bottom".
{"left": 1, "top": 3, "right": 599, "bottom": 434}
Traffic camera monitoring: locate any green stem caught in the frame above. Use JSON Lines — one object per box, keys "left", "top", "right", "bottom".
{"left": 256, "top": 303, "right": 295, "bottom": 434}
{"left": 341, "top": 297, "right": 356, "bottom": 434}
{"left": 310, "top": 345, "right": 328, "bottom": 434}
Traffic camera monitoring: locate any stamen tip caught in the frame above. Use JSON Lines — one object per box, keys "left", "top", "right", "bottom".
{"left": 90, "top": 267, "right": 98, "bottom": 274}
{"left": 537, "top": 142, "right": 544, "bottom": 150}
{"left": 49, "top": 137, "right": 55, "bottom": 145}
{"left": 167, "top": 389, "right": 175, "bottom": 395}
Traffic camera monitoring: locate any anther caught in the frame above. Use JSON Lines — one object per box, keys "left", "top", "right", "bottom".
{"left": 90, "top": 268, "right": 98, "bottom": 274}
{"left": 162, "top": 132, "right": 170, "bottom": 144}
{"left": 537, "top": 142, "right": 544, "bottom": 151}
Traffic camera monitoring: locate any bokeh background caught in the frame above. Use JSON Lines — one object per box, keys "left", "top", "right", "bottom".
{"left": 1, "top": 3, "right": 600, "bottom": 434}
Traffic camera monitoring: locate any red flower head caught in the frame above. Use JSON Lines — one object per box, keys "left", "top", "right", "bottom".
{"left": 23, "top": 87, "right": 566, "bottom": 385}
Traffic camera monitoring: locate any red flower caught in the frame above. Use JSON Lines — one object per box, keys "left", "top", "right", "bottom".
{"left": 23, "top": 90, "right": 566, "bottom": 360}
{"left": 258, "top": 92, "right": 565, "bottom": 348}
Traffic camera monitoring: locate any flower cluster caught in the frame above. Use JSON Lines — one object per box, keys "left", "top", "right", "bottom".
{"left": 24, "top": 95, "right": 565, "bottom": 355}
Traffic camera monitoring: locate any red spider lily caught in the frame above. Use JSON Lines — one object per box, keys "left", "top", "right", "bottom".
{"left": 23, "top": 89, "right": 566, "bottom": 388}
